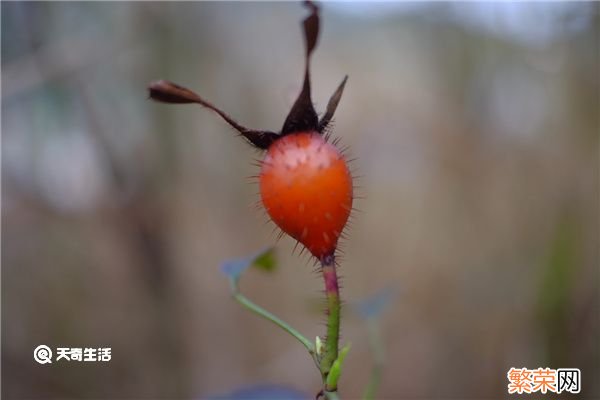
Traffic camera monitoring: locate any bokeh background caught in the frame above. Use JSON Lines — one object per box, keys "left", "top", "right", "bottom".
{"left": 2, "top": 2, "right": 598, "bottom": 399}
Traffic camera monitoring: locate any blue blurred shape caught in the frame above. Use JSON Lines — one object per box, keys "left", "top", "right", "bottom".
{"left": 353, "top": 286, "right": 397, "bottom": 320}
{"left": 205, "top": 384, "right": 309, "bottom": 400}
{"left": 220, "top": 247, "right": 276, "bottom": 282}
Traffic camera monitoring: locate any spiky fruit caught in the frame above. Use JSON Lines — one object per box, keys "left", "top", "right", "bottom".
{"left": 148, "top": 1, "right": 351, "bottom": 261}
{"left": 260, "top": 131, "right": 352, "bottom": 260}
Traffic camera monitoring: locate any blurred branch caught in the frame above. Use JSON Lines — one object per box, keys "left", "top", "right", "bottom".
{"left": 3, "top": 35, "right": 145, "bottom": 99}
{"left": 351, "top": 287, "right": 395, "bottom": 400}
{"left": 363, "top": 321, "right": 384, "bottom": 400}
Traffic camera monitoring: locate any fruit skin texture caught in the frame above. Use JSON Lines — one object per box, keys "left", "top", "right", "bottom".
{"left": 259, "top": 131, "right": 353, "bottom": 260}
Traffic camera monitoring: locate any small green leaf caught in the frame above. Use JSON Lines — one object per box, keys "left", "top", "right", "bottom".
{"left": 220, "top": 247, "right": 277, "bottom": 283}
{"left": 326, "top": 343, "right": 351, "bottom": 390}
{"left": 252, "top": 247, "right": 277, "bottom": 272}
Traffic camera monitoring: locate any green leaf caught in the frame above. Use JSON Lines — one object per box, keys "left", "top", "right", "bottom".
{"left": 220, "top": 247, "right": 277, "bottom": 283}
{"left": 326, "top": 343, "right": 351, "bottom": 390}
{"left": 252, "top": 247, "right": 277, "bottom": 272}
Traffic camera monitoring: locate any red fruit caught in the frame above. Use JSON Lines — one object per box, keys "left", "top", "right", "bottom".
{"left": 260, "top": 131, "right": 353, "bottom": 259}
{"left": 148, "top": 2, "right": 352, "bottom": 264}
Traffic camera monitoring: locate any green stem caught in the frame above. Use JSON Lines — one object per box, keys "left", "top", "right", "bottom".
{"left": 320, "top": 261, "right": 341, "bottom": 390}
{"left": 324, "top": 390, "right": 341, "bottom": 400}
{"left": 231, "top": 287, "right": 314, "bottom": 354}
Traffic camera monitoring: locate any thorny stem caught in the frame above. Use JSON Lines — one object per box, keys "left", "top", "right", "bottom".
{"left": 320, "top": 257, "right": 341, "bottom": 391}
{"left": 226, "top": 254, "right": 345, "bottom": 399}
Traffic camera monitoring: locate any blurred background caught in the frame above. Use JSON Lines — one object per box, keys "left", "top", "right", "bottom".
{"left": 2, "top": 2, "right": 598, "bottom": 399}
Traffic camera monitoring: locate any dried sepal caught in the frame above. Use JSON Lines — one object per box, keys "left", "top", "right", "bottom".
{"left": 280, "top": 0, "right": 320, "bottom": 135}
{"left": 148, "top": 80, "right": 204, "bottom": 104}
{"left": 318, "top": 75, "right": 348, "bottom": 133}
{"left": 147, "top": 1, "right": 348, "bottom": 148}
{"left": 148, "top": 80, "right": 279, "bottom": 149}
